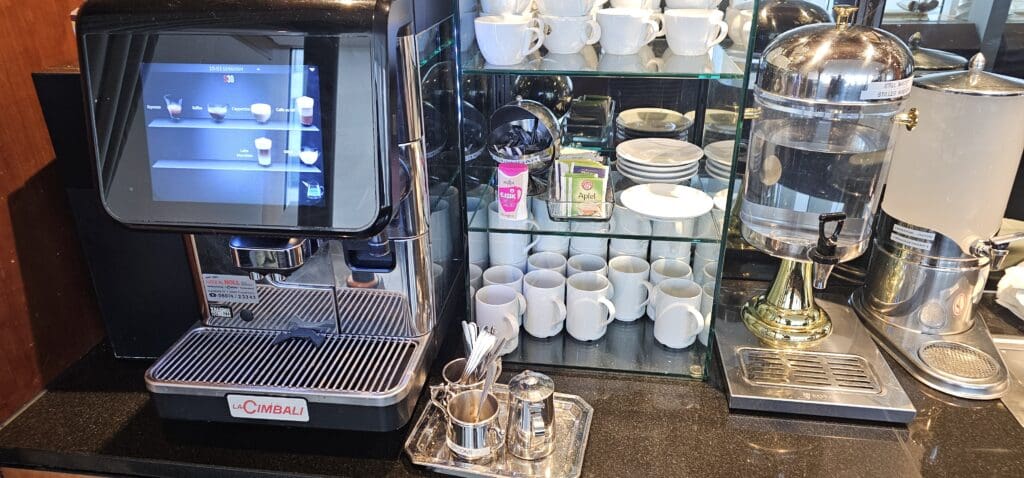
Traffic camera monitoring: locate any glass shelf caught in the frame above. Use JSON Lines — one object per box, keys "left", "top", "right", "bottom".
{"left": 466, "top": 168, "right": 729, "bottom": 243}
{"left": 148, "top": 118, "right": 320, "bottom": 132}
{"left": 461, "top": 40, "right": 745, "bottom": 79}
{"left": 503, "top": 320, "right": 709, "bottom": 378}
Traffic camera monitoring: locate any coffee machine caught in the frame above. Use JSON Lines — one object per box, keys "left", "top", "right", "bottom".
{"left": 853, "top": 54, "right": 1024, "bottom": 400}
{"left": 76, "top": 0, "right": 464, "bottom": 430}
{"left": 716, "top": 6, "right": 916, "bottom": 423}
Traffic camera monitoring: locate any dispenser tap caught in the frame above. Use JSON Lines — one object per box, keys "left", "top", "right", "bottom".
{"left": 971, "top": 232, "right": 1024, "bottom": 271}
{"left": 809, "top": 213, "right": 847, "bottom": 289}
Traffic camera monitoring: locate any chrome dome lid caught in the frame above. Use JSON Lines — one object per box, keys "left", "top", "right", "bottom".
{"left": 908, "top": 32, "right": 968, "bottom": 74}
{"left": 757, "top": 6, "right": 915, "bottom": 105}
{"left": 915, "top": 53, "right": 1024, "bottom": 97}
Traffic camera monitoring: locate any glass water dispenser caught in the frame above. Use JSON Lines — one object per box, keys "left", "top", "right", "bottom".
{"left": 716, "top": 6, "right": 917, "bottom": 423}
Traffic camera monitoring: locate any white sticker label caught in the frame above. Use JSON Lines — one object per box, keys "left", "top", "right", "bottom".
{"left": 860, "top": 78, "right": 913, "bottom": 100}
{"left": 227, "top": 394, "right": 310, "bottom": 422}
{"left": 891, "top": 224, "right": 935, "bottom": 251}
{"left": 203, "top": 274, "right": 259, "bottom": 304}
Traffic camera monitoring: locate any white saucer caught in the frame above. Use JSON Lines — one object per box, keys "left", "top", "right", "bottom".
{"left": 616, "top": 138, "right": 703, "bottom": 168}
{"left": 616, "top": 108, "right": 691, "bottom": 135}
{"left": 618, "top": 160, "right": 698, "bottom": 179}
{"left": 703, "top": 140, "right": 737, "bottom": 167}
{"left": 620, "top": 184, "right": 714, "bottom": 221}
{"left": 618, "top": 156, "right": 698, "bottom": 174}
{"left": 618, "top": 167, "right": 694, "bottom": 185}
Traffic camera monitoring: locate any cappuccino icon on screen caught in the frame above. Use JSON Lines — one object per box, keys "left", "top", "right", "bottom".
{"left": 255, "top": 137, "right": 273, "bottom": 167}
{"left": 251, "top": 103, "right": 272, "bottom": 123}
{"left": 297, "top": 96, "right": 315, "bottom": 126}
{"left": 164, "top": 95, "right": 183, "bottom": 120}
{"left": 207, "top": 104, "right": 228, "bottom": 122}
{"left": 299, "top": 148, "right": 320, "bottom": 166}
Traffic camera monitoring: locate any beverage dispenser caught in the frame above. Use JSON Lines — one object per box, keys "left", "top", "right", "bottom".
{"left": 716, "top": 6, "right": 917, "bottom": 423}
{"left": 854, "top": 54, "right": 1024, "bottom": 400}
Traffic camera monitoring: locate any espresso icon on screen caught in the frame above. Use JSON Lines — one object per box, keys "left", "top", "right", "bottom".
{"left": 208, "top": 104, "right": 228, "bottom": 122}
{"left": 251, "top": 103, "right": 272, "bottom": 123}
{"left": 255, "top": 137, "right": 273, "bottom": 167}
{"left": 297, "top": 96, "right": 315, "bottom": 126}
{"left": 164, "top": 95, "right": 183, "bottom": 120}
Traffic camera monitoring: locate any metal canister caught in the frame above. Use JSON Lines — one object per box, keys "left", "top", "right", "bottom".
{"left": 505, "top": 370, "right": 556, "bottom": 460}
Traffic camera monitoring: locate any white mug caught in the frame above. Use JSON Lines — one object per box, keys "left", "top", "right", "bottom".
{"left": 611, "top": 0, "right": 659, "bottom": 8}
{"left": 567, "top": 253, "right": 608, "bottom": 276}
{"left": 608, "top": 255, "right": 654, "bottom": 322}
{"left": 527, "top": 251, "right": 568, "bottom": 275}
{"left": 664, "top": 8, "right": 728, "bottom": 56}
{"left": 650, "top": 218, "right": 695, "bottom": 262}
{"left": 429, "top": 199, "right": 453, "bottom": 263}
{"left": 701, "top": 280, "right": 715, "bottom": 317}
{"left": 475, "top": 285, "right": 526, "bottom": 354}
{"left": 648, "top": 258, "right": 693, "bottom": 318}
{"left": 467, "top": 196, "right": 490, "bottom": 269}
{"left": 488, "top": 201, "right": 539, "bottom": 271}
{"left": 666, "top": 0, "right": 718, "bottom": 7}
{"left": 523, "top": 270, "right": 568, "bottom": 338}
{"left": 727, "top": 8, "right": 753, "bottom": 47}
{"left": 475, "top": 15, "right": 545, "bottom": 66}
{"left": 483, "top": 264, "right": 525, "bottom": 293}
{"left": 469, "top": 263, "right": 484, "bottom": 291}
{"left": 536, "top": 0, "right": 602, "bottom": 16}
{"left": 570, "top": 221, "right": 610, "bottom": 258}
{"left": 692, "top": 242, "right": 719, "bottom": 282}
{"left": 540, "top": 15, "right": 602, "bottom": 55}
{"left": 652, "top": 278, "right": 704, "bottom": 348}
{"left": 566, "top": 272, "right": 617, "bottom": 341}
{"left": 700, "top": 260, "right": 719, "bottom": 285}
{"left": 531, "top": 197, "right": 570, "bottom": 255}
{"left": 596, "top": 8, "right": 664, "bottom": 55}
{"left": 481, "top": 0, "right": 533, "bottom": 15}
{"left": 609, "top": 206, "right": 651, "bottom": 259}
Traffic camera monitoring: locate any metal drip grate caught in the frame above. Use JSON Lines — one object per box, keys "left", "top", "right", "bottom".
{"left": 148, "top": 328, "right": 417, "bottom": 395}
{"left": 207, "top": 285, "right": 337, "bottom": 331}
{"left": 739, "top": 348, "right": 882, "bottom": 394}
{"left": 335, "top": 288, "right": 415, "bottom": 337}
{"left": 918, "top": 342, "right": 999, "bottom": 380}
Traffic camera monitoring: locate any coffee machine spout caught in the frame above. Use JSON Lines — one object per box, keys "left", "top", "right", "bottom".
{"left": 809, "top": 213, "right": 847, "bottom": 290}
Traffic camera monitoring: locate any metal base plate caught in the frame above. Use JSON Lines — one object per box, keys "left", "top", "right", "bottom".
{"left": 853, "top": 291, "right": 1009, "bottom": 400}
{"left": 717, "top": 297, "right": 917, "bottom": 423}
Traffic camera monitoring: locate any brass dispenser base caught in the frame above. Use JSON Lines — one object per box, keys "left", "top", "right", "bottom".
{"left": 742, "top": 259, "right": 832, "bottom": 347}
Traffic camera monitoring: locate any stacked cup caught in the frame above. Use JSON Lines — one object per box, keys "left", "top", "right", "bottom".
{"left": 475, "top": 0, "right": 544, "bottom": 65}
{"left": 535, "top": 0, "right": 603, "bottom": 55}
{"left": 597, "top": 4, "right": 664, "bottom": 56}
{"left": 663, "top": 0, "right": 728, "bottom": 56}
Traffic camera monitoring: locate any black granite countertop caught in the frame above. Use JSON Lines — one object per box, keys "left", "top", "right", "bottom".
{"left": 3, "top": 290, "right": 1024, "bottom": 478}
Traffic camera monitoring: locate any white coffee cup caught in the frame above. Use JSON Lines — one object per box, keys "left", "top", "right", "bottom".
{"left": 536, "top": 0, "right": 602, "bottom": 15}
{"left": 609, "top": 206, "right": 651, "bottom": 259}
{"left": 570, "top": 221, "right": 610, "bottom": 258}
{"left": 254, "top": 137, "right": 273, "bottom": 167}
{"left": 698, "top": 312, "right": 712, "bottom": 346}
{"left": 531, "top": 197, "right": 570, "bottom": 255}
{"left": 664, "top": 8, "right": 728, "bottom": 56}
{"left": 523, "top": 270, "right": 568, "bottom": 338}
{"left": 475, "top": 15, "right": 545, "bottom": 66}
{"left": 596, "top": 8, "right": 664, "bottom": 55}
{"left": 608, "top": 255, "right": 654, "bottom": 321}
{"left": 430, "top": 199, "right": 453, "bottom": 263}
{"left": 651, "top": 278, "right": 704, "bottom": 348}
{"left": 611, "top": 0, "right": 659, "bottom": 9}
{"left": 489, "top": 201, "right": 539, "bottom": 271}
{"left": 700, "top": 260, "right": 718, "bottom": 285}
{"left": 483, "top": 264, "right": 525, "bottom": 293}
{"left": 467, "top": 197, "right": 490, "bottom": 269}
{"left": 540, "top": 15, "right": 601, "bottom": 54}
{"left": 296, "top": 96, "right": 315, "bottom": 126}
{"left": 469, "top": 263, "right": 484, "bottom": 291}
{"left": 650, "top": 218, "right": 695, "bottom": 262}
{"left": 475, "top": 285, "right": 526, "bottom": 354}
{"left": 251, "top": 103, "right": 272, "bottom": 123}
{"left": 666, "top": 0, "right": 718, "bottom": 7}
{"left": 567, "top": 253, "right": 608, "bottom": 276}
{"left": 481, "top": 0, "right": 533, "bottom": 15}
{"left": 527, "top": 251, "right": 568, "bottom": 275}
{"left": 566, "top": 272, "right": 617, "bottom": 341}
{"left": 461, "top": 12, "right": 478, "bottom": 52}
{"left": 727, "top": 8, "right": 753, "bottom": 47}
{"left": 701, "top": 280, "right": 715, "bottom": 317}
{"left": 647, "top": 258, "right": 693, "bottom": 318}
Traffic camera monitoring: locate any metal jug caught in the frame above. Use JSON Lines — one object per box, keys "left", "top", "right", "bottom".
{"left": 506, "top": 370, "right": 556, "bottom": 460}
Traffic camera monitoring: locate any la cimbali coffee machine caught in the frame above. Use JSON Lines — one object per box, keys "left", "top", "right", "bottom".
{"left": 76, "top": 0, "right": 464, "bottom": 430}
{"left": 717, "top": 6, "right": 917, "bottom": 423}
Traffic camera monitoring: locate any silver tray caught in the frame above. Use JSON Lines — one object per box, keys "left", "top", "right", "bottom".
{"left": 404, "top": 384, "right": 593, "bottom": 478}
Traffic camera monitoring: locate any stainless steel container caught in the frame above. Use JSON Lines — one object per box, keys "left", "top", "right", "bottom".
{"left": 907, "top": 32, "right": 967, "bottom": 76}
{"left": 445, "top": 391, "right": 505, "bottom": 461}
{"left": 506, "top": 370, "right": 556, "bottom": 460}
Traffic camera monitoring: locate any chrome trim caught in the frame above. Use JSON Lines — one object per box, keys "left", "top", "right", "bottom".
{"left": 230, "top": 237, "right": 317, "bottom": 272}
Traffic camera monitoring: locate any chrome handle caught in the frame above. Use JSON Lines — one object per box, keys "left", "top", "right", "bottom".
{"left": 530, "top": 406, "right": 548, "bottom": 438}
{"left": 397, "top": 34, "right": 423, "bottom": 142}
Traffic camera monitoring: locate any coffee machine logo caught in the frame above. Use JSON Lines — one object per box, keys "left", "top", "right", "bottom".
{"left": 226, "top": 394, "right": 309, "bottom": 422}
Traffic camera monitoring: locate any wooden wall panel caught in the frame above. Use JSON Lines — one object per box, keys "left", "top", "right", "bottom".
{"left": 0, "top": 0, "right": 104, "bottom": 421}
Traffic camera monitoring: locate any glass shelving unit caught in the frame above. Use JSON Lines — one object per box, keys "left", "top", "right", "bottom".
{"left": 457, "top": 0, "right": 759, "bottom": 380}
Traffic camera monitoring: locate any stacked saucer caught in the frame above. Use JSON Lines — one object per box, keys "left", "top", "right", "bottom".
{"left": 615, "top": 138, "right": 703, "bottom": 184}
{"left": 703, "top": 140, "right": 744, "bottom": 181}
{"left": 615, "top": 108, "right": 692, "bottom": 142}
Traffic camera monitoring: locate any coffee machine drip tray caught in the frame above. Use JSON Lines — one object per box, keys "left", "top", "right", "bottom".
{"left": 717, "top": 296, "right": 917, "bottom": 423}
{"left": 852, "top": 291, "right": 1009, "bottom": 400}
{"left": 145, "top": 327, "right": 427, "bottom": 431}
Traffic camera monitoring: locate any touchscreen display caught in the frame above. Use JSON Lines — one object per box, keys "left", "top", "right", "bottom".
{"left": 140, "top": 63, "right": 325, "bottom": 207}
